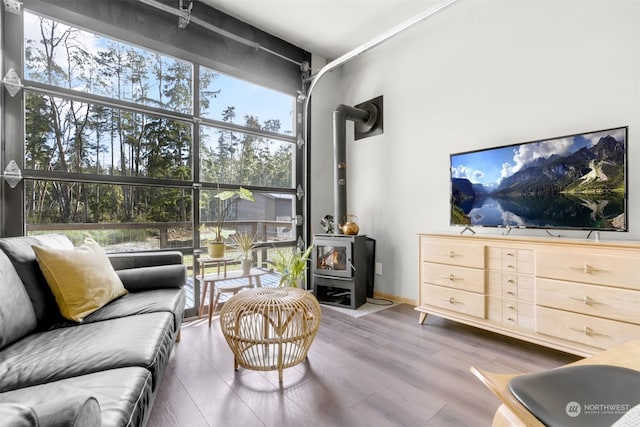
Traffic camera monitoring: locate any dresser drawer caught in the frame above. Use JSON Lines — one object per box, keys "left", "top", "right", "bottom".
{"left": 486, "top": 298, "right": 534, "bottom": 330}
{"left": 422, "top": 262, "right": 484, "bottom": 293}
{"left": 536, "top": 306, "right": 640, "bottom": 350}
{"left": 487, "top": 272, "right": 534, "bottom": 302}
{"left": 486, "top": 296, "right": 502, "bottom": 323}
{"left": 422, "top": 284, "right": 485, "bottom": 318}
{"left": 421, "top": 237, "right": 484, "bottom": 268}
{"left": 487, "top": 247, "right": 534, "bottom": 274}
{"left": 502, "top": 300, "right": 518, "bottom": 327}
{"left": 537, "top": 247, "right": 639, "bottom": 289}
{"left": 517, "top": 303, "right": 535, "bottom": 330}
{"left": 502, "top": 249, "right": 534, "bottom": 274}
{"left": 536, "top": 278, "right": 640, "bottom": 324}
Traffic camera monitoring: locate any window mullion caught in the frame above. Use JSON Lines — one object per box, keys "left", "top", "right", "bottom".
{"left": 24, "top": 82, "right": 194, "bottom": 125}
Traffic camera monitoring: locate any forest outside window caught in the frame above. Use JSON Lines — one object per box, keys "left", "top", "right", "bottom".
{"left": 20, "top": 8, "right": 301, "bottom": 255}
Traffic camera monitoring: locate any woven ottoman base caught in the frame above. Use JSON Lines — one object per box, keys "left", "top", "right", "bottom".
{"left": 219, "top": 287, "right": 321, "bottom": 382}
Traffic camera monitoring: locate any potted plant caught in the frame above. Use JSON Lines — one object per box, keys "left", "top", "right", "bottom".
{"left": 267, "top": 245, "right": 313, "bottom": 288}
{"left": 201, "top": 187, "right": 255, "bottom": 258}
{"left": 231, "top": 231, "right": 257, "bottom": 275}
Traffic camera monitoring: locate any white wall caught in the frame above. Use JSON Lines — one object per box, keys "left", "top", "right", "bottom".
{"left": 309, "top": 54, "right": 343, "bottom": 237}
{"left": 310, "top": 0, "right": 640, "bottom": 303}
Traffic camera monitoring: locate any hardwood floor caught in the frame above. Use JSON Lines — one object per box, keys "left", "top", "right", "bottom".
{"left": 149, "top": 304, "right": 579, "bottom": 427}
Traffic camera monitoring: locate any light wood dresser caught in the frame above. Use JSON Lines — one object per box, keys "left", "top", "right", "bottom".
{"left": 417, "top": 233, "right": 640, "bottom": 356}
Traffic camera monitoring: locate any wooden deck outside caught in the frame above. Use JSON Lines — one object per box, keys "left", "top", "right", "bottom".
{"left": 183, "top": 268, "right": 282, "bottom": 311}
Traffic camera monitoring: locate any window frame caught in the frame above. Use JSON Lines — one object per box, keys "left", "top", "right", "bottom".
{"left": 2, "top": 2, "right": 310, "bottom": 319}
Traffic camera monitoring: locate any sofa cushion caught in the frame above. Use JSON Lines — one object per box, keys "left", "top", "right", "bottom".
{"left": 0, "top": 251, "right": 37, "bottom": 351}
{"left": 82, "top": 288, "right": 186, "bottom": 337}
{"left": 0, "top": 235, "right": 74, "bottom": 328}
{"left": 32, "top": 239, "right": 128, "bottom": 322}
{"left": 0, "top": 367, "right": 153, "bottom": 427}
{"left": 0, "top": 312, "right": 174, "bottom": 393}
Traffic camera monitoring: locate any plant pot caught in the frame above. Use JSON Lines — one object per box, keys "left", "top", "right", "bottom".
{"left": 207, "top": 242, "right": 225, "bottom": 258}
{"left": 241, "top": 259, "right": 252, "bottom": 275}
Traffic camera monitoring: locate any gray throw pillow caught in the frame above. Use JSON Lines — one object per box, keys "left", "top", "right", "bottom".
{"left": 0, "top": 250, "right": 37, "bottom": 350}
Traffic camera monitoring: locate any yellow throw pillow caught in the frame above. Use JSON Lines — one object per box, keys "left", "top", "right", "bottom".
{"left": 32, "top": 238, "right": 128, "bottom": 322}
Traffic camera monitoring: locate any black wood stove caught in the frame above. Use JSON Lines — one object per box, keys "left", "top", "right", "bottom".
{"left": 312, "top": 234, "right": 375, "bottom": 309}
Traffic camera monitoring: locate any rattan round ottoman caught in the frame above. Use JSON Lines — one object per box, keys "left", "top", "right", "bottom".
{"left": 219, "top": 287, "right": 321, "bottom": 383}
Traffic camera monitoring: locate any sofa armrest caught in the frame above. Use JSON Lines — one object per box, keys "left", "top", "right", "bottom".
{"left": 0, "top": 394, "right": 101, "bottom": 427}
{"left": 35, "top": 395, "right": 101, "bottom": 427}
{"left": 0, "top": 402, "right": 38, "bottom": 427}
{"left": 117, "top": 264, "right": 186, "bottom": 292}
{"left": 108, "top": 251, "right": 183, "bottom": 270}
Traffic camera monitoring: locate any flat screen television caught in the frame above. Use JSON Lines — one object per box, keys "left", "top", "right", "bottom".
{"left": 450, "top": 126, "right": 628, "bottom": 232}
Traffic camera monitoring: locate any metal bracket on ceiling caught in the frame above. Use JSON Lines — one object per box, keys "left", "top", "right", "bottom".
{"left": 178, "top": 0, "right": 193, "bottom": 29}
{"left": 2, "top": 68, "right": 22, "bottom": 97}
{"left": 3, "top": 0, "right": 21, "bottom": 14}
{"left": 3, "top": 160, "right": 22, "bottom": 189}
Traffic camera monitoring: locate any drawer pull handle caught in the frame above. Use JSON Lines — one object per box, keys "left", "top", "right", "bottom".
{"left": 440, "top": 251, "right": 456, "bottom": 258}
{"left": 507, "top": 279, "right": 515, "bottom": 284}
{"left": 506, "top": 291, "right": 516, "bottom": 296}
{"left": 569, "top": 264, "right": 606, "bottom": 274}
{"left": 440, "top": 274, "right": 459, "bottom": 281}
{"left": 506, "top": 252, "right": 515, "bottom": 257}
{"left": 569, "top": 296, "right": 595, "bottom": 305}
{"left": 506, "top": 264, "right": 515, "bottom": 269}
{"left": 506, "top": 304, "right": 515, "bottom": 309}
{"left": 444, "top": 297, "right": 458, "bottom": 304}
{"left": 569, "top": 326, "right": 609, "bottom": 337}
{"left": 507, "top": 317, "right": 516, "bottom": 322}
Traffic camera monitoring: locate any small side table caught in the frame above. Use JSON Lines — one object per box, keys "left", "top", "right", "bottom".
{"left": 197, "top": 256, "right": 231, "bottom": 278}
{"left": 197, "top": 268, "right": 267, "bottom": 327}
{"left": 197, "top": 256, "right": 231, "bottom": 317}
{"left": 219, "top": 287, "right": 322, "bottom": 383}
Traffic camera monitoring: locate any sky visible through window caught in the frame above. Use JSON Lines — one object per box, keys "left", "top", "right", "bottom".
{"left": 23, "top": 11, "right": 294, "bottom": 135}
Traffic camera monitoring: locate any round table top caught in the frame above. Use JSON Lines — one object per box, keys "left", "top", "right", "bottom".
{"left": 222, "top": 287, "right": 320, "bottom": 313}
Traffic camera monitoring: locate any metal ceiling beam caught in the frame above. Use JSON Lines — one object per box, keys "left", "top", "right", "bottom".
{"left": 138, "top": 0, "right": 304, "bottom": 67}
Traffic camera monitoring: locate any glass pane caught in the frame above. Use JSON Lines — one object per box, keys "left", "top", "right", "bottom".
{"left": 200, "top": 67, "right": 295, "bottom": 136}
{"left": 24, "top": 11, "right": 193, "bottom": 114}
{"left": 25, "top": 91, "right": 192, "bottom": 179}
{"left": 200, "top": 125, "right": 294, "bottom": 187}
{"left": 25, "top": 180, "right": 193, "bottom": 251}
{"left": 316, "top": 245, "right": 348, "bottom": 272}
{"left": 199, "top": 190, "right": 295, "bottom": 247}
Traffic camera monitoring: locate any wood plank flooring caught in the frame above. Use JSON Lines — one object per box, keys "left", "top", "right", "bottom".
{"left": 149, "top": 304, "right": 580, "bottom": 427}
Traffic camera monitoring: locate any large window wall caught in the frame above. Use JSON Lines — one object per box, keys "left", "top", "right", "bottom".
{"left": 2, "top": 1, "right": 310, "bottom": 317}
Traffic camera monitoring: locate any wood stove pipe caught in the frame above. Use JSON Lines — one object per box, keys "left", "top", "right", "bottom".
{"left": 333, "top": 104, "right": 372, "bottom": 233}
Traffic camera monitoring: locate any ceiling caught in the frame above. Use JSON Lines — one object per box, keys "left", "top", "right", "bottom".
{"left": 199, "top": 0, "right": 444, "bottom": 60}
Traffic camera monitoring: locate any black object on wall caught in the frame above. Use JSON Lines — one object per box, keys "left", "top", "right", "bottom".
{"left": 333, "top": 96, "right": 384, "bottom": 232}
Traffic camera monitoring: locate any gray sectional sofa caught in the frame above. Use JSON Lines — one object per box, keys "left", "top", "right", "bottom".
{"left": 0, "top": 234, "right": 186, "bottom": 427}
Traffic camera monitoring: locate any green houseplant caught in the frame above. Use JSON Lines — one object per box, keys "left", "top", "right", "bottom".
{"left": 231, "top": 231, "right": 257, "bottom": 274}
{"left": 201, "top": 187, "right": 255, "bottom": 258}
{"left": 267, "top": 245, "right": 313, "bottom": 288}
